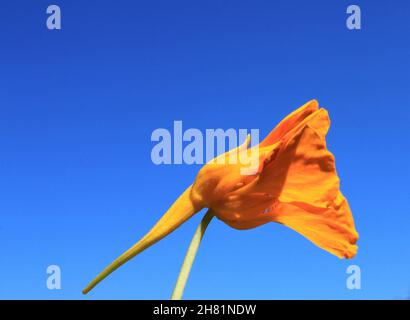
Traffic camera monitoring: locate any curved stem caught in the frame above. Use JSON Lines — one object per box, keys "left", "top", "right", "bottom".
{"left": 171, "top": 210, "right": 214, "bottom": 300}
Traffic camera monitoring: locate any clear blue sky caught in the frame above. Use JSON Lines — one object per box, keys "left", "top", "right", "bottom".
{"left": 0, "top": 1, "right": 409, "bottom": 299}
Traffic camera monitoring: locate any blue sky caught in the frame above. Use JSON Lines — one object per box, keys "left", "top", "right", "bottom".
{"left": 0, "top": 1, "right": 409, "bottom": 299}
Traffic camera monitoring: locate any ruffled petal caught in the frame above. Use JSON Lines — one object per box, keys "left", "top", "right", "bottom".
{"left": 260, "top": 99, "right": 319, "bottom": 147}
{"left": 265, "top": 124, "right": 358, "bottom": 258}
{"left": 273, "top": 200, "right": 358, "bottom": 258}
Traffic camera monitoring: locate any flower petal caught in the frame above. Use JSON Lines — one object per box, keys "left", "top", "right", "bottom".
{"left": 260, "top": 99, "right": 319, "bottom": 147}
{"left": 265, "top": 124, "right": 358, "bottom": 258}
{"left": 273, "top": 200, "right": 358, "bottom": 258}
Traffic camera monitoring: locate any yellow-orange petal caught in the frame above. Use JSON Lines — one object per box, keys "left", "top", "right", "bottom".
{"left": 250, "top": 108, "right": 331, "bottom": 197}
{"left": 260, "top": 99, "right": 319, "bottom": 147}
{"left": 265, "top": 125, "right": 358, "bottom": 258}
{"left": 273, "top": 200, "right": 358, "bottom": 258}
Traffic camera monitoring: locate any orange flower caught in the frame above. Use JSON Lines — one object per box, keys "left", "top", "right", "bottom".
{"left": 83, "top": 100, "right": 358, "bottom": 294}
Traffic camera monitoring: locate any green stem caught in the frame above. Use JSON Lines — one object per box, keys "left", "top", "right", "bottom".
{"left": 171, "top": 210, "right": 214, "bottom": 300}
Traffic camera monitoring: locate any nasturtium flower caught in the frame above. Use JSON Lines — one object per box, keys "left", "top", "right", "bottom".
{"left": 83, "top": 100, "right": 358, "bottom": 294}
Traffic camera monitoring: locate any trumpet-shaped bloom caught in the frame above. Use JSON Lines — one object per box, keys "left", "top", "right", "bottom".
{"left": 83, "top": 100, "right": 358, "bottom": 294}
